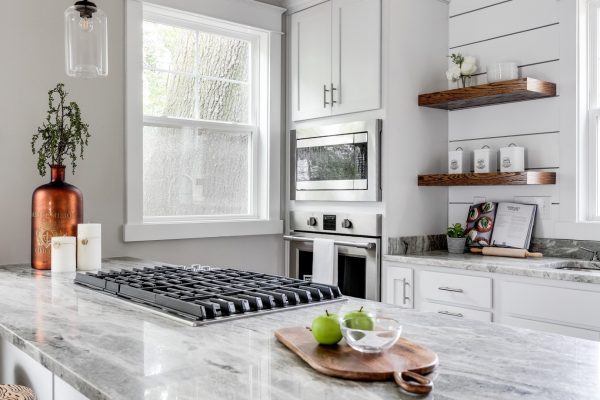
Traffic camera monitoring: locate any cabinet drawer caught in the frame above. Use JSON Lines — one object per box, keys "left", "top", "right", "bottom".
{"left": 419, "top": 271, "right": 492, "bottom": 309}
{"left": 420, "top": 301, "right": 492, "bottom": 322}
{"left": 502, "top": 281, "right": 600, "bottom": 330}
{"left": 503, "top": 315, "right": 600, "bottom": 341}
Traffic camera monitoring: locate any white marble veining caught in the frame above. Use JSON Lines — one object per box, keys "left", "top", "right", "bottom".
{"left": 384, "top": 251, "right": 600, "bottom": 284}
{"left": 1, "top": 259, "right": 600, "bottom": 400}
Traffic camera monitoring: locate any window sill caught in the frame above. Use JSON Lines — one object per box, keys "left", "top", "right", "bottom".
{"left": 123, "top": 219, "right": 283, "bottom": 242}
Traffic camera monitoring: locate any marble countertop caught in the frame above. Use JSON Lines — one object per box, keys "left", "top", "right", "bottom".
{"left": 1, "top": 258, "right": 599, "bottom": 400}
{"left": 384, "top": 251, "right": 600, "bottom": 284}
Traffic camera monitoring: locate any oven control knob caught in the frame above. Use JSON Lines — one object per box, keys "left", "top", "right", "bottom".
{"left": 341, "top": 219, "right": 353, "bottom": 229}
{"left": 307, "top": 217, "right": 318, "bottom": 227}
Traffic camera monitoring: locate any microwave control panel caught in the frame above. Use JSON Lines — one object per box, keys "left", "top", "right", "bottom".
{"left": 323, "top": 215, "right": 337, "bottom": 231}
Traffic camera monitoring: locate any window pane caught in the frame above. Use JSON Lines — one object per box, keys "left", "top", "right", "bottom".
{"left": 198, "top": 32, "right": 250, "bottom": 81}
{"left": 198, "top": 79, "right": 250, "bottom": 123}
{"left": 143, "top": 71, "right": 195, "bottom": 118}
{"left": 143, "top": 21, "right": 196, "bottom": 72}
{"left": 143, "top": 126, "right": 251, "bottom": 217}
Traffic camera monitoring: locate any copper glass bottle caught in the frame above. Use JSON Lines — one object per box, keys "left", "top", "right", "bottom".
{"left": 31, "top": 165, "right": 83, "bottom": 270}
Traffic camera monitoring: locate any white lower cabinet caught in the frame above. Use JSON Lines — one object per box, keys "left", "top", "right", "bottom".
{"left": 382, "top": 263, "right": 413, "bottom": 308}
{"left": 420, "top": 301, "right": 492, "bottom": 322}
{"left": 383, "top": 260, "right": 600, "bottom": 340}
{"left": 0, "top": 337, "right": 89, "bottom": 400}
{"left": 0, "top": 339, "right": 53, "bottom": 400}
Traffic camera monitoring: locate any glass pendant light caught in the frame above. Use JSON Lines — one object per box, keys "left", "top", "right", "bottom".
{"left": 64, "top": 1, "right": 108, "bottom": 78}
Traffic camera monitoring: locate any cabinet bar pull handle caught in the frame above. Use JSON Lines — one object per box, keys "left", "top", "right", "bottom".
{"left": 438, "top": 287, "right": 463, "bottom": 293}
{"left": 438, "top": 311, "right": 463, "bottom": 318}
{"left": 323, "top": 85, "right": 330, "bottom": 108}
{"left": 331, "top": 83, "right": 337, "bottom": 105}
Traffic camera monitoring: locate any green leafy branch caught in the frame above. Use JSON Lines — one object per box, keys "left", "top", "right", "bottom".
{"left": 31, "top": 83, "right": 90, "bottom": 177}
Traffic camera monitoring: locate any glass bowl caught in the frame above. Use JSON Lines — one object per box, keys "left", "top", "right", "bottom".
{"left": 340, "top": 317, "right": 402, "bottom": 353}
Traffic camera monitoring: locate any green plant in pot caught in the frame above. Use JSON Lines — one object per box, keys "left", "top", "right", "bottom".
{"left": 30, "top": 83, "right": 90, "bottom": 270}
{"left": 447, "top": 223, "right": 466, "bottom": 254}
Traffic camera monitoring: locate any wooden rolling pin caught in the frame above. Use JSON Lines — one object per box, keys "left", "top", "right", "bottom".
{"left": 470, "top": 247, "right": 543, "bottom": 258}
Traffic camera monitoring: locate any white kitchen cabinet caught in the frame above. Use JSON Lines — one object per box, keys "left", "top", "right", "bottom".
{"left": 331, "top": 0, "right": 381, "bottom": 115}
{"left": 54, "top": 375, "right": 90, "bottom": 400}
{"left": 420, "top": 301, "right": 492, "bottom": 322}
{"left": 500, "top": 280, "right": 600, "bottom": 332}
{"left": 419, "top": 271, "right": 492, "bottom": 309}
{"left": 0, "top": 337, "right": 90, "bottom": 400}
{"left": 384, "top": 259, "right": 600, "bottom": 341}
{"left": 290, "top": 0, "right": 381, "bottom": 121}
{"left": 290, "top": 2, "right": 332, "bottom": 121}
{"left": 0, "top": 339, "right": 53, "bottom": 400}
{"left": 382, "top": 262, "right": 413, "bottom": 308}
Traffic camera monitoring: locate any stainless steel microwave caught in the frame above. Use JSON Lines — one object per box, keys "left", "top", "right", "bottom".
{"left": 290, "top": 119, "right": 382, "bottom": 201}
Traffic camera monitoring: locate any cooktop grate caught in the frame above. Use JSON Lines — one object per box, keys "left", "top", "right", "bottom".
{"left": 74, "top": 266, "right": 345, "bottom": 325}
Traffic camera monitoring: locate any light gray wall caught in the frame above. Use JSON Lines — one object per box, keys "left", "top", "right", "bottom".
{"left": 446, "top": 0, "right": 587, "bottom": 240}
{"left": 0, "top": 0, "right": 284, "bottom": 273}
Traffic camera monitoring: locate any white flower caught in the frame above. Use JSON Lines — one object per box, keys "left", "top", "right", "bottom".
{"left": 463, "top": 56, "right": 477, "bottom": 65}
{"left": 446, "top": 65, "right": 461, "bottom": 81}
{"left": 461, "top": 62, "right": 477, "bottom": 76}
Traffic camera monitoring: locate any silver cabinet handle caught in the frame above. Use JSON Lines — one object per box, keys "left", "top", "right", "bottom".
{"left": 331, "top": 83, "right": 337, "bottom": 105}
{"left": 323, "top": 85, "right": 330, "bottom": 108}
{"left": 438, "top": 287, "right": 464, "bottom": 293}
{"left": 438, "top": 310, "right": 464, "bottom": 318}
{"left": 402, "top": 278, "right": 411, "bottom": 305}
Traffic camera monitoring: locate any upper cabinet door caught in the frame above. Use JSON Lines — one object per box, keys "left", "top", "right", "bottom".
{"left": 331, "top": 0, "right": 381, "bottom": 116}
{"left": 290, "top": 2, "right": 333, "bottom": 121}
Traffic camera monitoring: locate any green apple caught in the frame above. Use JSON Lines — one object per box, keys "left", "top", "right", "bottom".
{"left": 343, "top": 306, "right": 375, "bottom": 331}
{"left": 311, "top": 310, "right": 343, "bottom": 345}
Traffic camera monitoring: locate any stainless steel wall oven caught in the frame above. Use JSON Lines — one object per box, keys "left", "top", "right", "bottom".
{"left": 286, "top": 212, "right": 382, "bottom": 301}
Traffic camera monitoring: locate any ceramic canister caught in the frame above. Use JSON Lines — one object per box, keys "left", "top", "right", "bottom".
{"left": 500, "top": 143, "right": 525, "bottom": 172}
{"left": 474, "top": 145, "right": 496, "bottom": 173}
{"left": 448, "top": 147, "right": 470, "bottom": 174}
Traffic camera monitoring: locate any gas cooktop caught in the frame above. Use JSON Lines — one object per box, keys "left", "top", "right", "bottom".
{"left": 75, "top": 265, "right": 345, "bottom": 326}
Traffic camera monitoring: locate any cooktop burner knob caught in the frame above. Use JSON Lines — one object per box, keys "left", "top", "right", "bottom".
{"left": 341, "top": 219, "right": 353, "bottom": 229}
{"left": 307, "top": 217, "right": 318, "bottom": 227}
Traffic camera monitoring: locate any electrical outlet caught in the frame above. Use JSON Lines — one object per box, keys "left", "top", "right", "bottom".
{"left": 513, "top": 196, "right": 551, "bottom": 220}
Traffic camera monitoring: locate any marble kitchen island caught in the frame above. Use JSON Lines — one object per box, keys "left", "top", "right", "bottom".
{"left": 0, "top": 259, "right": 598, "bottom": 400}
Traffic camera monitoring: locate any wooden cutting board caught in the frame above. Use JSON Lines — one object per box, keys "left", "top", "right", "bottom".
{"left": 274, "top": 327, "right": 438, "bottom": 381}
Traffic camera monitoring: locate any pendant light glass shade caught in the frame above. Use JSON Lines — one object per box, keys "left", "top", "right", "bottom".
{"left": 64, "top": 1, "right": 108, "bottom": 78}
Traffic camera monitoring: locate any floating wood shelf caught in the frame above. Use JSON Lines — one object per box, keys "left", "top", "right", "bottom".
{"left": 418, "top": 171, "right": 557, "bottom": 186}
{"left": 418, "top": 78, "right": 556, "bottom": 110}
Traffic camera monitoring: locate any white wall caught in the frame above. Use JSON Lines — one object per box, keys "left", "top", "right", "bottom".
{"left": 447, "top": 0, "right": 568, "bottom": 239}
{"left": 285, "top": 0, "right": 449, "bottom": 244}
{"left": 0, "top": 0, "right": 284, "bottom": 273}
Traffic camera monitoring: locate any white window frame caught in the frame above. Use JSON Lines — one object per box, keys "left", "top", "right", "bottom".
{"left": 582, "top": 0, "right": 600, "bottom": 221}
{"left": 124, "top": 0, "right": 283, "bottom": 241}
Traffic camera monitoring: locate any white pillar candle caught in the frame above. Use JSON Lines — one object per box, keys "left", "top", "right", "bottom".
{"left": 51, "top": 236, "right": 76, "bottom": 272}
{"left": 77, "top": 224, "right": 102, "bottom": 271}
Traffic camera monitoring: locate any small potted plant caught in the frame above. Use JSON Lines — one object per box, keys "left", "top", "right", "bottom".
{"left": 447, "top": 223, "right": 466, "bottom": 254}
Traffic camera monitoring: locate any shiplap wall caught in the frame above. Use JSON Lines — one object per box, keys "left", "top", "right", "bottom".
{"left": 448, "top": 0, "right": 562, "bottom": 238}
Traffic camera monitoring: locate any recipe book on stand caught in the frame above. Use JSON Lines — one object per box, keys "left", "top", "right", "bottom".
{"left": 465, "top": 202, "right": 537, "bottom": 249}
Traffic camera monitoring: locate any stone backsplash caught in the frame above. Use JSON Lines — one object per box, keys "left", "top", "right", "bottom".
{"left": 388, "top": 235, "right": 600, "bottom": 260}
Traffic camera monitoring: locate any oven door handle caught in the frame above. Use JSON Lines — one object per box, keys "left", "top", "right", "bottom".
{"left": 283, "top": 235, "right": 376, "bottom": 250}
